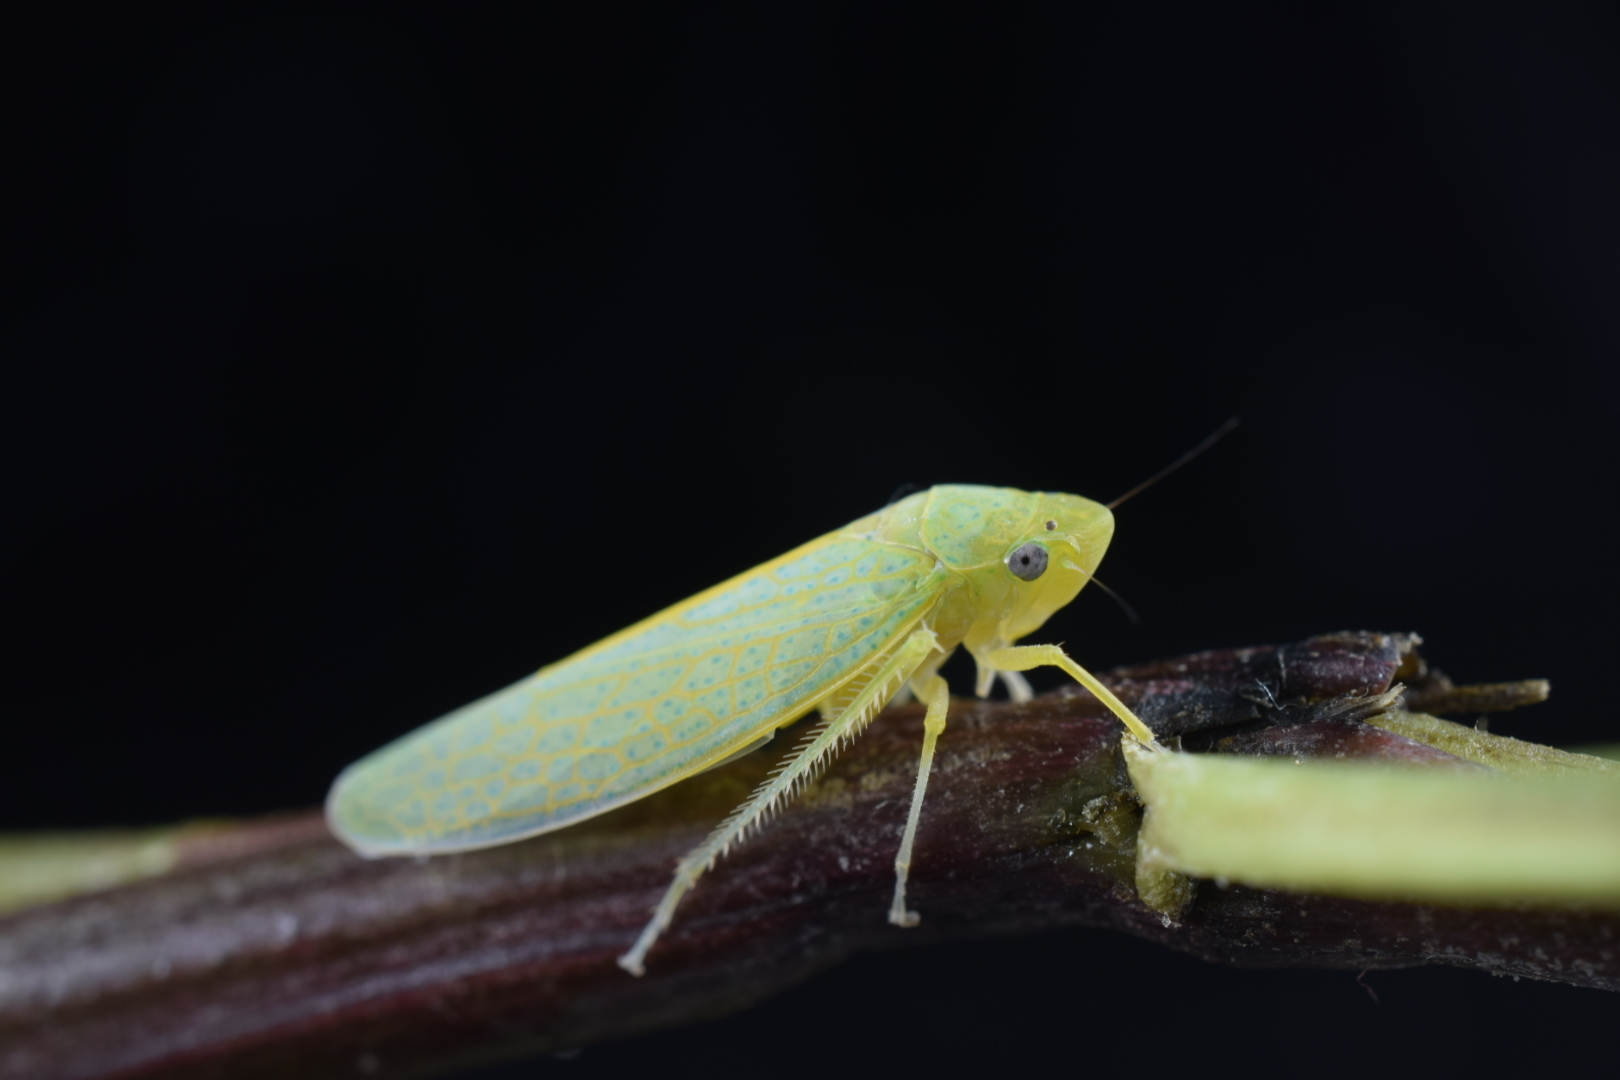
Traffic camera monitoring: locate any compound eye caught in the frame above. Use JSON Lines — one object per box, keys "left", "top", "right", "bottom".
{"left": 1007, "top": 541, "right": 1049, "bottom": 581}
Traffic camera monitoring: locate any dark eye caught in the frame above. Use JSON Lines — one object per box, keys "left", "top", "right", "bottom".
{"left": 1007, "top": 541, "right": 1049, "bottom": 581}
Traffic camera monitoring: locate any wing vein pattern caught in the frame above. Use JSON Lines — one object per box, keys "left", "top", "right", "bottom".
{"left": 329, "top": 534, "right": 939, "bottom": 854}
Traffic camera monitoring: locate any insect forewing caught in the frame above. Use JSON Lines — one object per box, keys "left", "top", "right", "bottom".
{"left": 328, "top": 535, "right": 939, "bottom": 855}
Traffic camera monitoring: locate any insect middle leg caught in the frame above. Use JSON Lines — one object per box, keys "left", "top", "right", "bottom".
{"left": 986, "top": 644, "right": 1161, "bottom": 748}
{"left": 888, "top": 673, "right": 949, "bottom": 927}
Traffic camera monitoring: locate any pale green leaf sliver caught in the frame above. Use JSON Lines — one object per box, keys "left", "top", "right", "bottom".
{"left": 1125, "top": 741, "right": 1620, "bottom": 905}
{"left": 0, "top": 829, "right": 182, "bottom": 914}
{"left": 1367, "top": 711, "right": 1620, "bottom": 779}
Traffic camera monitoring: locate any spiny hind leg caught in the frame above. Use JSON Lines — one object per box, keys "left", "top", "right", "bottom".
{"left": 616, "top": 628, "right": 939, "bottom": 977}
{"left": 888, "top": 674, "right": 949, "bottom": 927}
{"left": 986, "top": 644, "right": 1160, "bottom": 748}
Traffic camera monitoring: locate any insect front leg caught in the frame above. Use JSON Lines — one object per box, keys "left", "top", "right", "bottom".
{"left": 998, "top": 670, "right": 1034, "bottom": 703}
{"left": 985, "top": 644, "right": 1161, "bottom": 748}
{"left": 889, "top": 673, "right": 950, "bottom": 927}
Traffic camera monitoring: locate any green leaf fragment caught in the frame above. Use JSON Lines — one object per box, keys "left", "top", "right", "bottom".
{"left": 0, "top": 829, "right": 182, "bottom": 914}
{"left": 1367, "top": 711, "right": 1620, "bottom": 779}
{"left": 1124, "top": 738, "right": 1620, "bottom": 906}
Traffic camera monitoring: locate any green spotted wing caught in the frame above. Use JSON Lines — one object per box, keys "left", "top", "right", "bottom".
{"left": 327, "top": 532, "right": 941, "bottom": 855}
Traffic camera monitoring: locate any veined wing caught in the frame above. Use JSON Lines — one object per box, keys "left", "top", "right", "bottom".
{"left": 328, "top": 533, "right": 941, "bottom": 855}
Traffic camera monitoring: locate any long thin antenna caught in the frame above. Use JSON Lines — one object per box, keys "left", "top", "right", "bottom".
{"left": 1107, "top": 417, "right": 1240, "bottom": 510}
{"left": 1088, "top": 574, "right": 1141, "bottom": 627}
{"left": 1061, "top": 559, "right": 1141, "bottom": 626}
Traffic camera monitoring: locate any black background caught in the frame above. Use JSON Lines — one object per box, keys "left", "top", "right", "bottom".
{"left": 7, "top": 4, "right": 1620, "bottom": 1076}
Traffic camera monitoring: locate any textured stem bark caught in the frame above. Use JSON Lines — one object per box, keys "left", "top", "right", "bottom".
{"left": 0, "top": 632, "right": 1608, "bottom": 1080}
